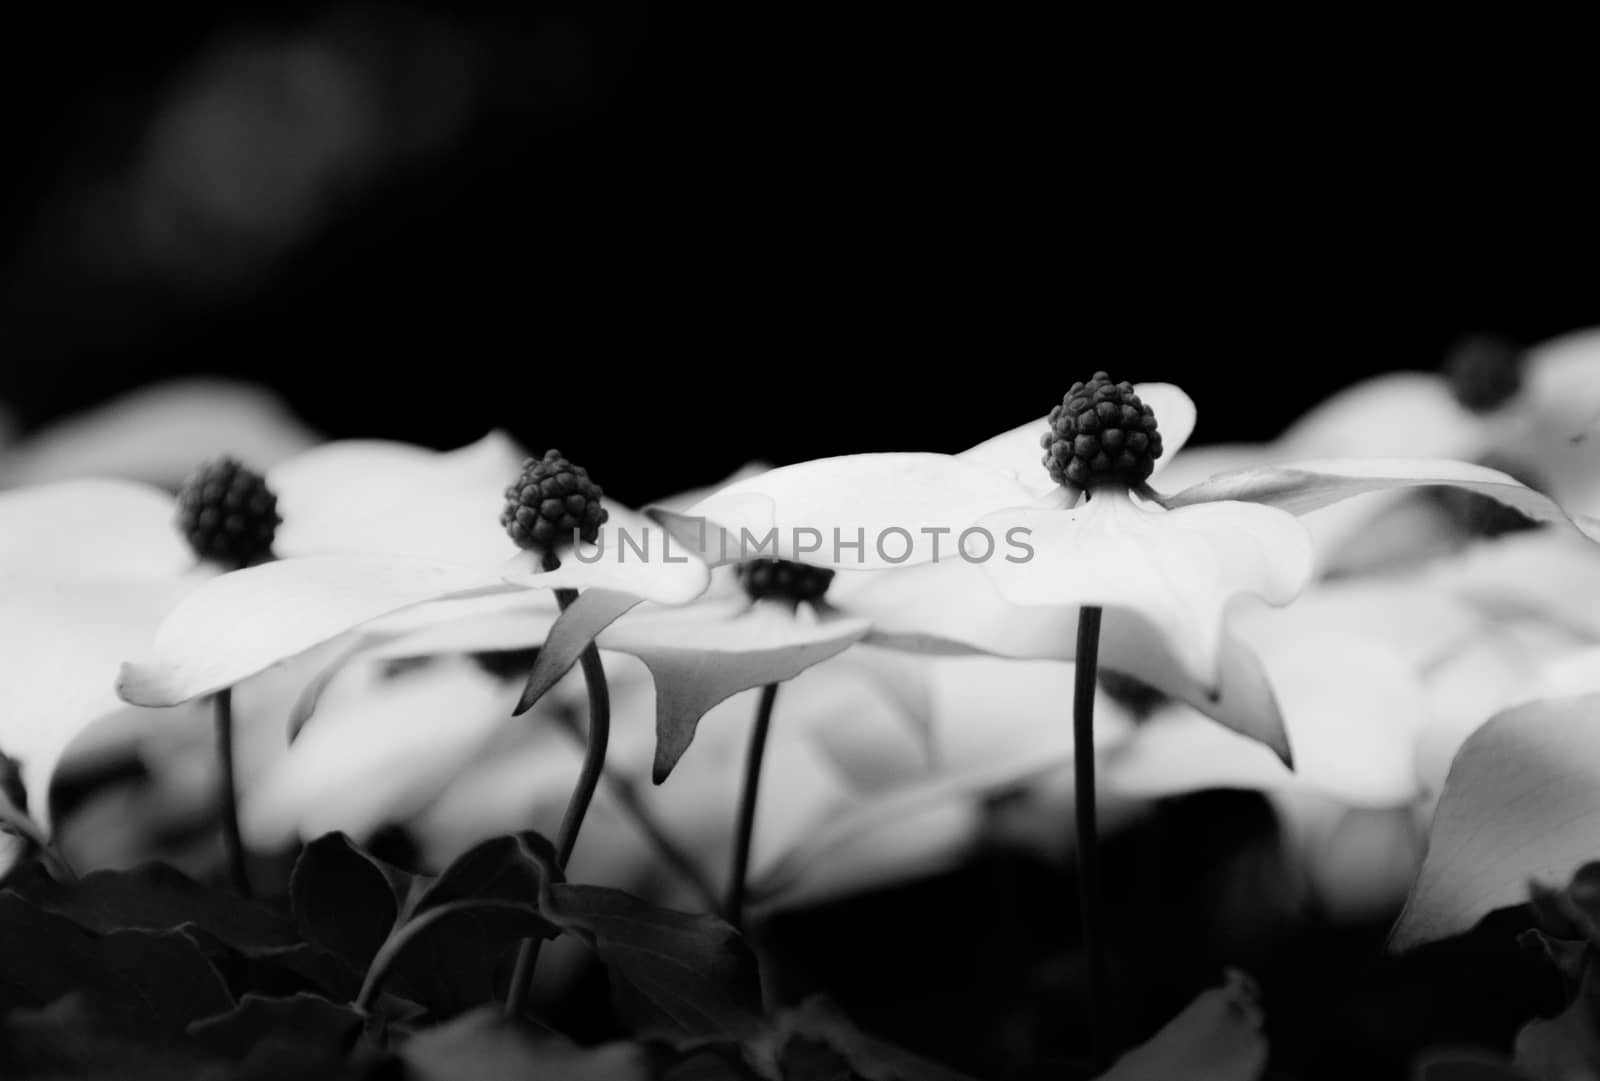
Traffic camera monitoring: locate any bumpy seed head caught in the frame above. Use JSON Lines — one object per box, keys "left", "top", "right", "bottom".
{"left": 1039, "top": 372, "right": 1163, "bottom": 489}
{"left": 175, "top": 457, "right": 281, "bottom": 570}
{"left": 1444, "top": 335, "right": 1524, "bottom": 413}
{"left": 738, "top": 558, "right": 834, "bottom": 605}
{"left": 501, "top": 450, "right": 609, "bottom": 556}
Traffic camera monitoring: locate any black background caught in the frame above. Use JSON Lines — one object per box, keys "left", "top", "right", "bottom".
{"left": 2, "top": 8, "right": 1595, "bottom": 505}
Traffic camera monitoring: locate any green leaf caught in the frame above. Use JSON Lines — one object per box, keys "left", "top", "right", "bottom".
{"left": 291, "top": 832, "right": 415, "bottom": 972}
{"left": 188, "top": 992, "right": 364, "bottom": 1060}
{"left": 542, "top": 883, "right": 767, "bottom": 1043}
{"left": 1391, "top": 695, "right": 1600, "bottom": 951}
{"left": 399, "top": 1006, "right": 651, "bottom": 1081}
{"left": 0, "top": 895, "right": 234, "bottom": 1039}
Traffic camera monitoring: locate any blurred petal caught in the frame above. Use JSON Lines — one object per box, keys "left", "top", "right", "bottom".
{"left": 1275, "top": 371, "right": 1485, "bottom": 461}
{"left": 1163, "top": 457, "right": 1600, "bottom": 541}
{"left": 1106, "top": 631, "right": 1429, "bottom": 807}
{"left": 117, "top": 555, "right": 512, "bottom": 706}
{"left": 1428, "top": 530, "right": 1600, "bottom": 639}
{"left": 270, "top": 431, "right": 526, "bottom": 566}
{"left": 958, "top": 382, "right": 1196, "bottom": 494}
{"left": 651, "top": 454, "right": 1035, "bottom": 568}
{"left": 0, "top": 579, "right": 195, "bottom": 830}
{"left": 242, "top": 659, "right": 514, "bottom": 847}
{"left": 751, "top": 678, "right": 1136, "bottom": 911}
{"left": 503, "top": 506, "right": 712, "bottom": 605}
{"left": 1392, "top": 694, "right": 1600, "bottom": 951}
{"left": 977, "top": 491, "right": 1313, "bottom": 710}
{"left": 839, "top": 558, "right": 1291, "bottom": 762}
{"left": 0, "top": 480, "right": 190, "bottom": 580}
{"left": 0, "top": 379, "right": 319, "bottom": 489}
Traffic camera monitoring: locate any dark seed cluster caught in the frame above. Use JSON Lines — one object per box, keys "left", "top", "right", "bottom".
{"left": 737, "top": 559, "right": 835, "bottom": 605}
{"left": 1040, "top": 372, "right": 1163, "bottom": 489}
{"left": 1444, "top": 335, "right": 1524, "bottom": 414}
{"left": 501, "top": 450, "right": 609, "bottom": 556}
{"left": 175, "top": 457, "right": 281, "bottom": 570}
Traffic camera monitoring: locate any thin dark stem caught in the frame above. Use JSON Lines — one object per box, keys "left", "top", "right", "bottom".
{"left": 552, "top": 712, "right": 720, "bottom": 912}
{"left": 1074, "top": 605, "right": 1109, "bottom": 1063}
{"left": 214, "top": 689, "right": 250, "bottom": 898}
{"left": 505, "top": 583, "right": 611, "bottom": 1018}
{"left": 357, "top": 899, "right": 542, "bottom": 1013}
{"left": 725, "top": 682, "right": 779, "bottom": 929}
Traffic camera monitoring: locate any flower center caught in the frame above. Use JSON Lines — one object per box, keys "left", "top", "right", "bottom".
{"left": 501, "top": 449, "right": 609, "bottom": 558}
{"left": 1039, "top": 372, "right": 1164, "bottom": 490}
{"left": 175, "top": 457, "right": 281, "bottom": 570}
{"left": 1444, "top": 335, "right": 1524, "bottom": 414}
{"left": 737, "top": 558, "right": 834, "bottom": 605}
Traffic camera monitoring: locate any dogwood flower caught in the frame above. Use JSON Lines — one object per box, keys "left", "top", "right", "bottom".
{"left": 115, "top": 447, "right": 710, "bottom": 709}
{"left": 654, "top": 373, "right": 1600, "bottom": 760}
{"left": 0, "top": 432, "right": 549, "bottom": 832}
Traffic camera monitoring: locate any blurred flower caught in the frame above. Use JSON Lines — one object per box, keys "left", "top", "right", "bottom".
{"left": 411, "top": 648, "right": 1138, "bottom": 916}
{"left": 0, "top": 380, "right": 319, "bottom": 490}
{"left": 116, "top": 445, "right": 711, "bottom": 709}
{"left": 0, "top": 432, "right": 521, "bottom": 831}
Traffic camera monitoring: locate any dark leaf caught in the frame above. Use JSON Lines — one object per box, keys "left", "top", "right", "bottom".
{"left": 399, "top": 1006, "right": 651, "bottom": 1081}
{"left": 779, "top": 1036, "right": 860, "bottom": 1081}
{"left": 415, "top": 830, "right": 562, "bottom": 917}
{"left": 189, "top": 992, "right": 364, "bottom": 1060}
{"left": 291, "top": 832, "right": 416, "bottom": 971}
{"left": 0, "top": 895, "right": 233, "bottom": 1038}
{"left": 543, "top": 883, "right": 766, "bottom": 1044}
{"left": 772, "top": 998, "right": 982, "bottom": 1081}
{"left": 0, "top": 995, "right": 218, "bottom": 1080}
{"left": 1413, "top": 1047, "right": 1539, "bottom": 1080}
{"left": 4, "top": 860, "right": 298, "bottom": 951}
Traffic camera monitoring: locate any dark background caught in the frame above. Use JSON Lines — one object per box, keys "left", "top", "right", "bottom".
{"left": 2, "top": 7, "right": 1594, "bottom": 505}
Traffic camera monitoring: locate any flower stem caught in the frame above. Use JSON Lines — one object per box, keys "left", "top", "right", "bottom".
{"left": 214, "top": 689, "right": 251, "bottom": 898}
{"left": 504, "top": 584, "right": 611, "bottom": 1018}
{"left": 725, "top": 682, "right": 779, "bottom": 929}
{"left": 0, "top": 791, "right": 75, "bottom": 883}
{"left": 552, "top": 712, "right": 720, "bottom": 912}
{"left": 1074, "top": 605, "right": 1109, "bottom": 1062}
{"left": 357, "top": 899, "right": 545, "bottom": 1013}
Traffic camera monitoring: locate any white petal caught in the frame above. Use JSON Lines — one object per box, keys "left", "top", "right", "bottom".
{"left": 976, "top": 491, "right": 1314, "bottom": 692}
{"left": 117, "top": 555, "right": 513, "bottom": 706}
{"left": 502, "top": 505, "right": 712, "bottom": 605}
{"left": 958, "top": 382, "right": 1197, "bottom": 494}
{"left": 0, "top": 379, "right": 319, "bottom": 489}
{"left": 837, "top": 558, "right": 1292, "bottom": 761}
{"left": 1106, "top": 631, "right": 1429, "bottom": 808}
{"left": 1163, "top": 457, "right": 1600, "bottom": 541}
{"left": 0, "top": 578, "right": 196, "bottom": 830}
{"left": 651, "top": 453, "right": 1035, "bottom": 568}
{"left": 1275, "top": 371, "right": 1485, "bottom": 461}
{"left": 0, "top": 480, "right": 190, "bottom": 580}
{"left": 241, "top": 659, "right": 515, "bottom": 847}
{"left": 1427, "top": 528, "right": 1600, "bottom": 639}
{"left": 1391, "top": 693, "right": 1600, "bottom": 950}
{"left": 603, "top": 601, "right": 874, "bottom": 782}
{"left": 270, "top": 431, "right": 527, "bottom": 567}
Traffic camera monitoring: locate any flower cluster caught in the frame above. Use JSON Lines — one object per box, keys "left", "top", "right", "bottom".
{"left": 6, "top": 334, "right": 1600, "bottom": 1075}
